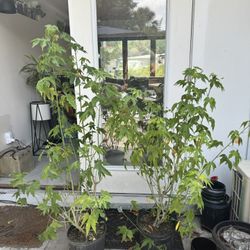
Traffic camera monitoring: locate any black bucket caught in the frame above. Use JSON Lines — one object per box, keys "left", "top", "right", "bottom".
{"left": 201, "top": 181, "right": 230, "bottom": 231}
{"left": 202, "top": 181, "right": 226, "bottom": 202}
{"left": 191, "top": 237, "right": 217, "bottom": 250}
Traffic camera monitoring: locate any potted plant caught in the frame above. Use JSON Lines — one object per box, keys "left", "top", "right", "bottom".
{"left": 11, "top": 25, "right": 121, "bottom": 250}
{"left": 105, "top": 67, "right": 250, "bottom": 248}
{"left": 103, "top": 131, "right": 125, "bottom": 165}
{"left": 20, "top": 50, "right": 76, "bottom": 127}
{"left": 20, "top": 55, "right": 41, "bottom": 87}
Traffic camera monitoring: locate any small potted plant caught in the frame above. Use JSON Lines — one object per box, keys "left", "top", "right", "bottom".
{"left": 11, "top": 25, "right": 121, "bottom": 250}
{"left": 106, "top": 67, "right": 250, "bottom": 248}
{"left": 20, "top": 55, "right": 42, "bottom": 87}
{"left": 103, "top": 132, "right": 125, "bottom": 166}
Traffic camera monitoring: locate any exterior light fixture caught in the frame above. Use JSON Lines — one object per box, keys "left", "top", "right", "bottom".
{"left": 0, "top": 0, "right": 16, "bottom": 14}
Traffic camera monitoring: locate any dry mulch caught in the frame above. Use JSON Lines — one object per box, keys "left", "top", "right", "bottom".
{"left": 0, "top": 205, "right": 50, "bottom": 248}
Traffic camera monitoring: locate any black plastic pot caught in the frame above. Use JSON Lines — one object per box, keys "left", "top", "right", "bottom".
{"left": 201, "top": 181, "right": 230, "bottom": 231}
{"left": 202, "top": 181, "right": 226, "bottom": 202}
{"left": 67, "top": 225, "right": 106, "bottom": 250}
{"left": 191, "top": 237, "right": 217, "bottom": 250}
{"left": 105, "top": 149, "right": 124, "bottom": 165}
{"left": 212, "top": 220, "right": 250, "bottom": 250}
{"left": 136, "top": 212, "right": 176, "bottom": 249}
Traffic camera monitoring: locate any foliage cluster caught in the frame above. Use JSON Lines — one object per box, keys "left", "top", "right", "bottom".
{"left": 106, "top": 67, "right": 250, "bottom": 235}
{"left": 12, "top": 24, "right": 120, "bottom": 240}
{"left": 13, "top": 24, "right": 250, "bottom": 247}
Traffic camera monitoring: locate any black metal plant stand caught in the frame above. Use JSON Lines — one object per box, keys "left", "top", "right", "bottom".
{"left": 30, "top": 101, "right": 51, "bottom": 155}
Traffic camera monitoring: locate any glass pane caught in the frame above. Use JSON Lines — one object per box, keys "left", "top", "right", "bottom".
{"left": 128, "top": 40, "right": 150, "bottom": 77}
{"left": 100, "top": 41, "right": 123, "bottom": 78}
{"left": 97, "top": 0, "right": 166, "bottom": 36}
{"left": 156, "top": 40, "right": 165, "bottom": 77}
{"left": 96, "top": 0, "right": 166, "bottom": 166}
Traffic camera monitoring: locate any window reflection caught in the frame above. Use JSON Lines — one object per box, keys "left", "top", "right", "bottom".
{"left": 99, "top": 41, "right": 123, "bottom": 78}
{"left": 96, "top": 0, "right": 166, "bottom": 166}
{"left": 128, "top": 40, "right": 150, "bottom": 77}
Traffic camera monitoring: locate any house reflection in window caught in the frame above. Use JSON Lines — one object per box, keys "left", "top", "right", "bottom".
{"left": 96, "top": 0, "right": 166, "bottom": 165}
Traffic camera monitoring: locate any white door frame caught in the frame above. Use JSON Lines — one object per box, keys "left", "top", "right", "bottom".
{"left": 68, "top": 0, "right": 194, "bottom": 194}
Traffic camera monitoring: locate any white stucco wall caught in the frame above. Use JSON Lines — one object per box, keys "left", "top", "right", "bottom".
{"left": 164, "top": 0, "right": 193, "bottom": 107}
{"left": 194, "top": 0, "right": 250, "bottom": 191}
{"left": 0, "top": 7, "right": 68, "bottom": 149}
{"left": 0, "top": 15, "right": 41, "bottom": 147}
{"left": 166, "top": 0, "right": 250, "bottom": 192}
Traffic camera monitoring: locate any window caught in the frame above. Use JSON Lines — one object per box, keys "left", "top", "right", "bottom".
{"left": 128, "top": 40, "right": 150, "bottom": 77}
{"left": 97, "top": 0, "right": 166, "bottom": 165}
{"left": 99, "top": 41, "right": 123, "bottom": 78}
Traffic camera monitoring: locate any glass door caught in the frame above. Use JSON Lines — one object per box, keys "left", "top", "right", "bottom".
{"left": 96, "top": 0, "right": 166, "bottom": 167}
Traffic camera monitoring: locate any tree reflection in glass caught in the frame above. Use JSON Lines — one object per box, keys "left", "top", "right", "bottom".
{"left": 97, "top": 0, "right": 166, "bottom": 166}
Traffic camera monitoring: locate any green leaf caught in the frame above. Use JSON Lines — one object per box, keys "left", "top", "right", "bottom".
{"left": 94, "top": 160, "right": 111, "bottom": 179}
{"left": 229, "top": 150, "right": 241, "bottom": 167}
{"left": 117, "top": 226, "right": 134, "bottom": 242}
{"left": 39, "top": 220, "right": 62, "bottom": 241}
{"left": 241, "top": 120, "right": 250, "bottom": 129}
{"left": 130, "top": 200, "right": 139, "bottom": 211}
{"left": 220, "top": 154, "right": 233, "bottom": 169}
{"left": 141, "top": 238, "right": 155, "bottom": 249}
{"left": 228, "top": 130, "right": 242, "bottom": 145}
{"left": 204, "top": 97, "right": 216, "bottom": 110}
{"left": 65, "top": 94, "right": 76, "bottom": 109}
{"left": 86, "top": 212, "right": 98, "bottom": 236}
{"left": 17, "top": 197, "right": 27, "bottom": 206}
{"left": 26, "top": 180, "right": 40, "bottom": 196}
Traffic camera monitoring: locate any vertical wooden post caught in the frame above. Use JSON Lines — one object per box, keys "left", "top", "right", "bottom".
{"left": 150, "top": 39, "right": 156, "bottom": 77}
{"left": 122, "top": 39, "right": 128, "bottom": 81}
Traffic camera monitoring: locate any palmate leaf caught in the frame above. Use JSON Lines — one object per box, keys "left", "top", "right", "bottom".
{"left": 241, "top": 120, "right": 250, "bottom": 129}
{"left": 98, "top": 190, "right": 111, "bottom": 209}
{"left": 209, "top": 73, "right": 224, "bottom": 90}
{"left": 228, "top": 130, "right": 242, "bottom": 145}
{"left": 228, "top": 149, "right": 241, "bottom": 167}
{"left": 41, "top": 163, "right": 61, "bottom": 180}
{"left": 204, "top": 96, "right": 216, "bottom": 111}
{"left": 65, "top": 93, "right": 76, "bottom": 109}
{"left": 85, "top": 211, "right": 99, "bottom": 236}
{"left": 26, "top": 180, "right": 40, "bottom": 196}
{"left": 208, "top": 139, "right": 223, "bottom": 149}
{"left": 37, "top": 199, "right": 51, "bottom": 215}
{"left": 94, "top": 160, "right": 111, "bottom": 179}
{"left": 130, "top": 200, "right": 139, "bottom": 211}
{"left": 39, "top": 220, "right": 62, "bottom": 241}
{"left": 220, "top": 154, "right": 233, "bottom": 169}
{"left": 141, "top": 238, "right": 155, "bottom": 249}
{"left": 117, "top": 226, "right": 134, "bottom": 242}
